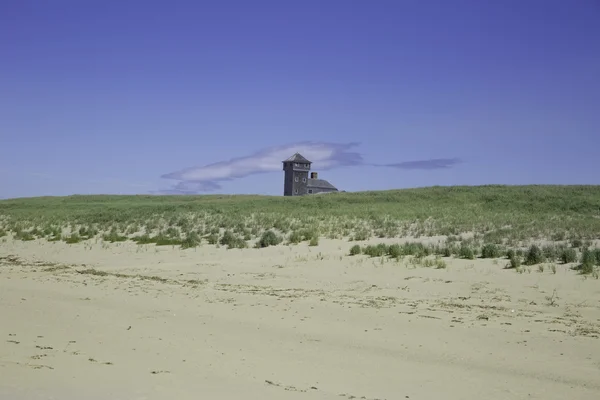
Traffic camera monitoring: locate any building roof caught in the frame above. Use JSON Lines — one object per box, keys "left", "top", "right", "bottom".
{"left": 283, "top": 153, "right": 311, "bottom": 163}
{"left": 307, "top": 178, "right": 337, "bottom": 190}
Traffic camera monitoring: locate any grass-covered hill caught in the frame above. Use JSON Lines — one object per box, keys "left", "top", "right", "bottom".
{"left": 1, "top": 185, "right": 599, "bottom": 245}
{"left": 2, "top": 185, "right": 600, "bottom": 273}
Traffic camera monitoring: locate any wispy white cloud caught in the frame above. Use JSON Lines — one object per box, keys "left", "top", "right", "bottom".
{"left": 378, "top": 158, "right": 462, "bottom": 170}
{"left": 162, "top": 141, "right": 362, "bottom": 182}
{"left": 159, "top": 141, "right": 363, "bottom": 193}
{"left": 159, "top": 141, "right": 462, "bottom": 194}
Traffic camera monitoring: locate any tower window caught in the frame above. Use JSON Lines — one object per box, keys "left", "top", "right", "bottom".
{"left": 295, "top": 189, "right": 298, "bottom": 194}
{"left": 302, "top": 177, "right": 306, "bottom": 182}
{"left": 295, "top": 176, "right": 299, "bottom": 182}
{"left": 294, "top": 163, "right": 299, "bottom": 167}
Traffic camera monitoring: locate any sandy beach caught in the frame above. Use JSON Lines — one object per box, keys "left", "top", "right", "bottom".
{"left": 1, "top": 238, "right": 599, "bottom": 399}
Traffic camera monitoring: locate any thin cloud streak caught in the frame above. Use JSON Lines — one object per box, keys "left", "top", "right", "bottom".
{"left": 161, "top": 142, "right": 363, "bottom": 182}
{"left": 159, "top": 142, "right": 462, "bottom": 194}
{"left": 376, "top": 158, "right": 463, "bottom": 170}
{"left": 159, "top": 142, "right": 363, "bottom": 193}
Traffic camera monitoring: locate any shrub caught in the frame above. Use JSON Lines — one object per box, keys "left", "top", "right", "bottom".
{"left": 402, "top": 242, "right": 429, "bottom": 257}
{"left": 0, "top": 229, "right": 6, "bottom": 237}
{"left": 206, "top": 233, "right": 219, "bottom": 245}
{"left": 482, "top": 229, "right": 509, "bottom": 244}
{"left": 387, "top": 243, "right": 402, "bottom": 258}
{"left": 15, "top": 230, "right": 35, "bottom": 241}
{"left": 441, "top": 246, "right": 453, "bottom": 257}
{"left": 154, "top": 234, "right": 182, "bottom": 246}
{"left": 506, "top": 249, "right": 516, "bottom": 260}
{"left": 218, "top": 230, "right": 247, "bottom": 249}
{"left": 447, "top": 235, "right": 460, "bottom": 243}
{"left": 579, "top": 249, "right": 596, "bottom": 274}
{"left": 30, "top": 227, "right": 43, "bottom": 238}
{"left": 309, "top": 236, "right": 319, "bottom": 246}
{"left": 227, "top": 237, "right": 247, "bottom": 249}
{"left": 459, "top": 244, "right": 475, "bottom": 260}
{"left": 298, "top": 228, "right": 319, "bottom": 242}
{"left": 126, "top": 224, "right": 140, "bottom": 235}
{"left": 542, "top": 245, "right": 558, "bottom": 261}
{"left": 220, "top": 230, "right": 238, "bottom": 247}
{"left": 164, "top": 226, "right": 179, "bottom": 238}
{"left": 181, "top": 232, "right": 201, "bottom": 249}
{"left": 420, "top": 258, "right": 435, "bottom": 267}
{"left": 273, "top": 219, "right": 291, "bottom": 233}
{"left": 64, "top": 233, "right": 81, "bottom": 244}
{"left": 256, "top": 230, "right": 282, "bottom": 248}
{"left": 571, "top": 238, "right": 583, "bottom": 248}
{"left": 481, "top": 244, "right": 501, "bottom": 259}
{"left": 352, "top": 229, "right": 370, "bottom": 241}
{"left": 102, "top": 229, "right": 128, "bottom": 243}
{"left": 133, "top": 234, "right": 155, "bottom": 244}
{"left": 435, "top": 257, "right": 447, "bottom": 269}
{"left": 560, "top": 248, "right": 577, "bottom": 264}
{"left": 525, "top": 245, "right": 544, "bottom": 265}
{"left": 551, "top": 231, "right": 566, "bottom": 241}
{"left": 48, "top": 226, "right": 62, "bottom": 238}
{"left": 516, "top": 249, "right": 525, "bottom": 258}
{"left": 508, "top": 255, "right": 521, "bottom": 269}
{"left": 288, "top": 231, "right": 302, "bottom": 244}
{"left": 349, "top": 244, "right": 361, "bottom": 256}
{"left": 593, "top": 248, "right": 600, "bottom": 265}
{"left": 363, "top": 244, "right": 388, "bottom": 257}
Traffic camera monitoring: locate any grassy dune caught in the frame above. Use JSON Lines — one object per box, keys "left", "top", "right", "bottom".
{"left": 1, "top": 185, "right": 599, "bottom": 269}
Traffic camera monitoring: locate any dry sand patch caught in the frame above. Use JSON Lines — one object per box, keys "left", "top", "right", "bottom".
{"left": 1, "top": 238, "right": 600, "bottom": 399}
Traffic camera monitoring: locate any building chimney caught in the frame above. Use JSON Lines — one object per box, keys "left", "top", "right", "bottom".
{"left": 311, "top": 172, "right": 318, "bottom": 179}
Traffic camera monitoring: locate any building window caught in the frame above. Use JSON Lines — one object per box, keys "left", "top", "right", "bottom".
{"left": 308, "top": 189, "right": 313, "bottom": 194}
{"left": 294, "top": 176, "right": 299, "bottom": 182}
{"left": 302, "top": 177, "right": 306, "bottom": 183}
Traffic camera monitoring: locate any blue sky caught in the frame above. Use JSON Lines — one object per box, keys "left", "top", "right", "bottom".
{"left": 1, "top": 0, "right": 598, "bottom": 198}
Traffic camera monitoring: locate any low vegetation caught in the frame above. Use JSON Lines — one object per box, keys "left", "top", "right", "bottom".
{"left": 0, "top": 186, "right": 599, "bottom": 274}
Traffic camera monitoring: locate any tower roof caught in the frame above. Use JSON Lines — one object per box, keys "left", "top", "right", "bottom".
{"left": 282, "top": 153, "right": 311, "bottom": 163}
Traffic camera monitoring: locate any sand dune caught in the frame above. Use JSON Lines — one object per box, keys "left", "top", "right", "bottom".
{"left": 1, "top": 238, "right": 599, "bottom": 399}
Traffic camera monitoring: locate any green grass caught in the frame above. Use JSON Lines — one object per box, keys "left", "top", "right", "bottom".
{"left": 1, "top": 185, "right": 600, "bottom": 249}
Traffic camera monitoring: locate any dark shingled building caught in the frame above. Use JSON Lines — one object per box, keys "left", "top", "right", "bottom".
{"left": 282, "top": 153, "right": 339, "bottom": 196}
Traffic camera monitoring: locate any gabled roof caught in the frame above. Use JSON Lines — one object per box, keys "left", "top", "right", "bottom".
{"left": 307, "top": 178, "right": 337, "bottom": 190}
{"left": 283, "top": 153, "right": 311, "bottom": 163}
